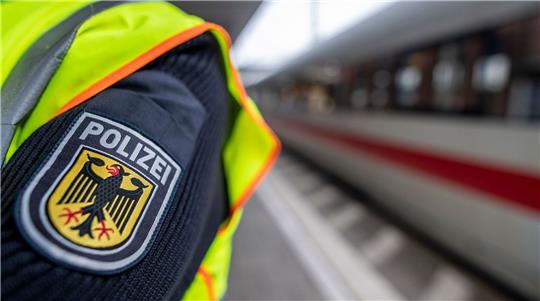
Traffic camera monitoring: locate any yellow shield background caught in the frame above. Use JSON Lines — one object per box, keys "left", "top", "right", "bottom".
{"left": 47, "top": 148, "right": 154, "bottom": 249}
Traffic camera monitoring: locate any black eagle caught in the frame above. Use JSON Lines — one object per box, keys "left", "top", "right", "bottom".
{"left": 57, "top": 154, "right": 148, "bottom": 239}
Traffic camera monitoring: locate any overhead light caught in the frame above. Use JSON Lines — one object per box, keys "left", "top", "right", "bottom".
{"left": 232, "top": 0, "right": 392, "bottom": 84}
{"left": 232, "top": 1, "right": 312, "bottom": 71}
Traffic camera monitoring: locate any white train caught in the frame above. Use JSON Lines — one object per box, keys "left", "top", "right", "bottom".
{"left": 253, "top": 2, "right": 540, "bottom": 299}
{"left": 268, "top": 112, "right": 538, "bottom": 300}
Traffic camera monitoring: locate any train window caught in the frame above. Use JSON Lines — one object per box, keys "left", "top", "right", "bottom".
{"left": 372, "top": 70, "right": 391, "bottom": 107}
{"left": 503, "top": 16, "right": 540, "bottom": 120}
{"left": 532, "top": 84, "right": 540, "bottom": 120}
{"left": 473, "top": 54, "right": 511, "bottom": 92}
{"left": 433, "top": 45, "right": 465, "bottom": 110}
{"left": 396, "top": 66, "right": 422, "bottom": 107}
{"left": 307, "top": 84, "right": 335, "bottom": 113}
{"left": 374, "top": 70, "right": 391, "bottom": 88}
{"left": 351, "top": 88, "right": 369, "bottom": 108}
{"left": 508, "top": 79, "right": 540, "bottom": 119}
{"left": 351, "top": 74, "right": 369, "bottom": 109}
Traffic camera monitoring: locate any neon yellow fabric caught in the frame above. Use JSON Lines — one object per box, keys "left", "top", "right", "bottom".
{"left": 181, "top": 27, "right": 279, "bottom": 300}
{"left": 3, "top": 2, "right": 279, "bottom": 300}
{"left": 4, "top": 2, "right": 204, "bottom": 161}
{"left": 1, "top": 1, "right": 90, "bottom": 85}
{"left": 223, "top": 109, "right": 275, "bottom": 205}
{"left": 207, "top": 29, "right": 279, "bottom": 207}
{"left": 183, "top": 211, "right": 242, "bottom": 300}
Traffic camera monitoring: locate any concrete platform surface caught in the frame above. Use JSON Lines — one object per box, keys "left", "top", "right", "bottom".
{"left": 224, "top": 152, "right": 512, "bottom": 301}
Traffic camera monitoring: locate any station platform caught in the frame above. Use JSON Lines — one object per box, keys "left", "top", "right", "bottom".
{"left": 224, "top": 152, "right": 511, "bottom": 301}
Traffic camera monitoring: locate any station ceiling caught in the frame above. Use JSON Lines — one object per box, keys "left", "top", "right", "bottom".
{"left": 173, "top": 1, "right": 261, "bottom": 42}
{"left": 259, "top": 1, "right": 539, "bottom": 85}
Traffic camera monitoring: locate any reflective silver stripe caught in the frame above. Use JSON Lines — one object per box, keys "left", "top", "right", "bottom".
{"left": 1, "top": 2, "right": 121, "bottom": 162}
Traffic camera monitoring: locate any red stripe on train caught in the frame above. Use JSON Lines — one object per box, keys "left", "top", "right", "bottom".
{"left": 270, "top": 116, "right": 540, "bottom": 214}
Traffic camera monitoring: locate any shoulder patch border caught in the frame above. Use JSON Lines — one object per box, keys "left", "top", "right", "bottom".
{"left": 15, "top": 111, "right": 182, "bottom": 274}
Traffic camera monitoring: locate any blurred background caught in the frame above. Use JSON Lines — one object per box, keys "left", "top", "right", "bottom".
{"left": 180, "top": 1, "right": 539, "bottom": 300}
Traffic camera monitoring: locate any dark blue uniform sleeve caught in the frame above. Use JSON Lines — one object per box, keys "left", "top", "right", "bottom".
{"left": 2, "top": 33, "right": 228, "bottom": 301}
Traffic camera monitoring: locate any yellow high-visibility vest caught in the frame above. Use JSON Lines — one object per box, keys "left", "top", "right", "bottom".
{"left": 2, "top": 2, "right": 280, "bottom": 300}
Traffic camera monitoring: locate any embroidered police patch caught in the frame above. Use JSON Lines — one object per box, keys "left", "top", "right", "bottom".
{"left": 16, "top": 112, "right": 181, "bottom": 273}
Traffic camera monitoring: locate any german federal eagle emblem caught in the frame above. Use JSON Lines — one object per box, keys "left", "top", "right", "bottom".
{"left": 17, "top": 112, "right": 181, "bottom": 273}
{"left": 48, "top": 149, "right": 153, "bottom": 248}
